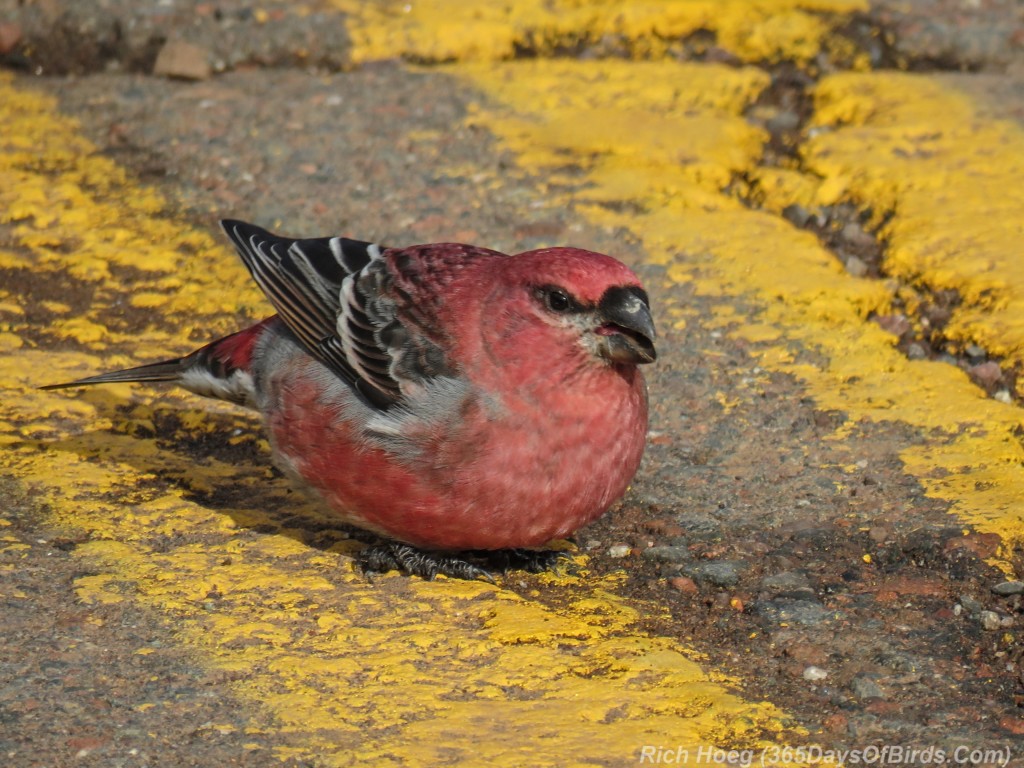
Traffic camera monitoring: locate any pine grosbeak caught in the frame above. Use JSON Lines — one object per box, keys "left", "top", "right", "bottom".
{"left": 46, "top": 220, "right": 657, "bottom": 580}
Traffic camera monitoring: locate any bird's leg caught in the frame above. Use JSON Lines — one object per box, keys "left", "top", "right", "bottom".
{"left": 356, "top": 542, "right": 496, "bottom": 582}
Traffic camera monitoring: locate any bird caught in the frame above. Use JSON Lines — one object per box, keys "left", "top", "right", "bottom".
{"left": 43, "top": 220, "right": 657, "bottom": 580}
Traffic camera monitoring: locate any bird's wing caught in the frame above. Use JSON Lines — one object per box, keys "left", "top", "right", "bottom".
{"left": 222, "top": 219, "right": 398, "bottom": 407}
{"left": 221, "top": 221, "right": 495, "bottom": 408}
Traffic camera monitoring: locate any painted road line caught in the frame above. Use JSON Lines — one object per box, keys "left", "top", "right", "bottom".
{"left": 0, "top": 75, "right": 812, "bottom": 764}
{"left": 332, "top": 0, "right": 867, "bottom": 65}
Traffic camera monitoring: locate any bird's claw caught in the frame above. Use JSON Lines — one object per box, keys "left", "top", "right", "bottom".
{"left": 355, "top": 543, "right": 576, "bottom": 581}
{"left": 477, "top": 547, "right": 576, "bottom": 575}
{"left": 356, "top": 542, "right": 495, "bottom": 582}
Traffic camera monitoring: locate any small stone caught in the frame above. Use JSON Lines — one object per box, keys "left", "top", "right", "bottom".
{"left": 850, "top": 676, "right": 885, "bottom": 700}
{"left": 844, "top": 256, "right": 869, "bottom": 278}
{"left": 606, "top": 544, "right": 631, "bottom": 559}
{"left": 668, "top": 576, "right": 699, "bottom": 594}
{"left": 785, "top": 642, "right": 827, "bottom": 666}
{"left": 959, "top": 594, "right": 984, "bottom": 615}
{"left": 153, "top": 40, "right": 212, "bottom": 81}
{"left": 674, "top": 512, "right": 720, "bottom": 536}
{"left": 964, "top": 343, "right": 987, "bottom": 361}
{"left": 906, "top": 343, "right": 928, "bottom": 360}
{"left": 969, "top": 361, "right": 1002, "bottom": 390}
{"left": 979, "top": 610, "right": 1002, "bottom": 631}
{"left": 867, "top": 526, "right": 890, "bottom": 543}
{"left": 994, "top": 390, "right": 1013, "bottom": 404}
{"left": 948, "top": 532, "right": 1002, "bottom": 559}
{"left": 642, "top": 545, "right": 690, "bottom": 564}
{"left": 875, "top": 314, "right": 912, "bottom": 337}
{"left": 782, "top": 204, "right": 813, "bottom": 228}
{"left": 754, "top": 598, "right": 831, "bottom": 626}
{"left": 760, "top": 570, "right": 811, "bottom": 592}
{"left": 684, "top": 560, "right": 743, "bottom": 588}
{"left": 766, "top": 109, "right": 801, "bottom": 135}
{"left": 0, "top": 21, "right": 21, "bottom": 55}
{"left": 803, "top": 665, "right": 828, "bottom": 682}
{"left": 992, "top": 580, "right": 1024, "bottom": 596}
{"left": 841, "top": 222, "right": 876, "bottom": 249}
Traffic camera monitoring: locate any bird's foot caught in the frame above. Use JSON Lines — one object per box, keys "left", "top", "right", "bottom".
{"left": 356, "top": 542, "right": 495, "bottom": 582}
{"left": 477, "top": 547, "right": 576, "bottom": 575}
{"left": 356, "top": 543, "right": 576, "bottom": 581}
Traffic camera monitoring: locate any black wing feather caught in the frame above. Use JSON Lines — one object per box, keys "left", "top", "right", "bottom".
{"left": 220, "top": 219, "right": 396, "bottom": 407}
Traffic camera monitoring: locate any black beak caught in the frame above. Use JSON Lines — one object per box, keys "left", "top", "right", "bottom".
{"left": 595, "top": 286, "right": 657, "bottom": 365}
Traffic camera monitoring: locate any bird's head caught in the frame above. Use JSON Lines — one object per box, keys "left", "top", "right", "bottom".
{"left": 483, "top": 247, "right": 657, "bottom": 373}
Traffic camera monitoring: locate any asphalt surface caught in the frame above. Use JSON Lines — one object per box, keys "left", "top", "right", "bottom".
{"left": 3, "top": 1, "right": 1024, "bottom": 766}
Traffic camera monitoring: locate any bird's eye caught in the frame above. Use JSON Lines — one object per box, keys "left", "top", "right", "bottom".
{"left": 548, "top": 290, "right": 573, "bottom": 311}
{"left": 546, "top": 289, "right": 572, "bottom": 312}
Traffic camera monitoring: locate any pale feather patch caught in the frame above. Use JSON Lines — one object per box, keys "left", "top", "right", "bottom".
{"left": 180, "top": 367, "right": 256, "bottom": 408}
{"left": 363, "top": 376, "right": 473, "bottom": 462}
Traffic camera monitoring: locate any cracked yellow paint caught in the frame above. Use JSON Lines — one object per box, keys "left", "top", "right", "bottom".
{"left": 453, "top": 61, "right": 1024, "bottom": 557}
{"left": 332, "top": 0, "right": 866, "bottom": 65}
{"left": 807, "top": 73, "right": 1024, "bottom": 386}
{"left": 1, "top": 71, "right": 806, "bottom": 764}
{"left": 0, "top": 74, "right": 261, "bottom": 353}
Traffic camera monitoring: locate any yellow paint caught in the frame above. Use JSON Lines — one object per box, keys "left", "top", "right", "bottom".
{"left": 332, "top": 0, "right": 865, "bottom": 65}
{"left": 1, "top": 73, "right": 806, "bottom": 764}
{"left": 7, "top": 363, "right": 806, "bottom": 763}
{"left": 806, "top": 73, "right": 1024, "bottom": 384}
{"left": 0, "top": 72, "right": 262, "bottom": 362}
{"left": 452, "top": 59, "right": 1024, "bottom": 560}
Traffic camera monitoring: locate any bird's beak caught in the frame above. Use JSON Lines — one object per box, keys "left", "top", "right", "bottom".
{"left": 594, "top": 286, "right": 657, "bottom": 365}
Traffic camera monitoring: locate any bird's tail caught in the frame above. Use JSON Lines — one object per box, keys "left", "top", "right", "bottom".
{"left": 40, "top": 358, "right": 189, "bottom": 390}
{"left": 39, "top": 316, "right": 278, "bottom": 407}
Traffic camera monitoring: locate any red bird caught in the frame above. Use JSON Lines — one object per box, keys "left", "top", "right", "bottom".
{"left": 46, "top": 221, "right": 657, "bottom": 579}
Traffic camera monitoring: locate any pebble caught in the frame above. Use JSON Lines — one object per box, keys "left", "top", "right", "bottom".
{"left": 674, "top": 512, "right": 721, "bottom": 536}
{"left": 684, "top": 560, "right": 743, "bottom": 588}
{"left": 803, "top": 665, "right": 828, "bottom": 682}
{"left": 968, "top": 361, "right": 1002, "bottom": 389}
{"left": 959, "top": 594, "right": 984, "bottom": 615}
{"left": 979, "top": 610, "right": 1002, "bottom": 631}
{"left": 765, "top": 109, "right": 801, "bottom": 135}
{"left": 753, "top": 598, "right": 831, "bottom": 626}
{"left": 606, "top": 544, "right": 631, "bottom": 558}
{"left": 760, "top": 570, "right": 812, "bottom": 592}
{"left": 906, "top": 343, "right": 928, "bottom": 360}
{"left": 642, "top": 545, "right": 691, "bottom": 564}
{"left": 850, "top": 676, "right": 885, "bottom": 700}
{"left": 844, "top": 256, "right": 869, "bottom": 278}
{"left": 841, "top": 222, "right": 876, "bottom": 249}
{"left": 153, "top": 40, "right": 212, "bottom": 80}
{"left": 992, "top": 580, "right": 1024, "bottom": 596}
{"left": 964, "top": 343, "right": 987, "bottom": 361}
{"left": 875, "top": 313, "right": 912, "bottom": 337}
{"left": 668, "top": 576, "right": 699, "bottom": 594}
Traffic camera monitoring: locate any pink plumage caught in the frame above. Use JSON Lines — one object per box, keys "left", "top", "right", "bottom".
{"left": 44, "top": 221, "right": 657, "bottom": 579}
